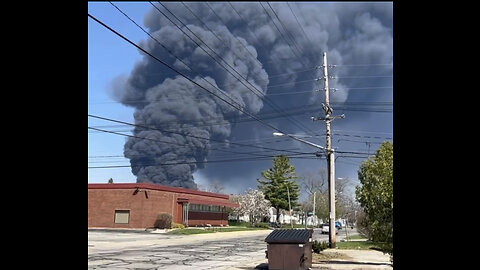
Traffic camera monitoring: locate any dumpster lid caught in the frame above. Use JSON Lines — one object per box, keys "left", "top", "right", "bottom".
{"left": 265, "top": 229, "right": 312, "bottom": 244}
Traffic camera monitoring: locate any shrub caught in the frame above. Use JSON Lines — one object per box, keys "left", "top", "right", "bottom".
{"left": 171, "top": 222, "right": 185, "bottom": 229}
{"left": 154, "top": 213, "right": 172, "bottom": 229}
{"left": 250, "top": 222, "right": 270, "bottom": 228}
{"left": 312, "top": 240, "right": 329, "bottom": 254}
{"left": 229, "top": 220, "right": 250, "bottom": 227}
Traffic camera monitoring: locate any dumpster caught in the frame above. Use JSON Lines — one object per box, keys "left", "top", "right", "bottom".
{"left": 264, "top": 229, "right": 313, "bottom": 270}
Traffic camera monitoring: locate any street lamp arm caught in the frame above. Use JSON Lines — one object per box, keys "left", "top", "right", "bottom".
{"left": 273, "top": 132, "right": 326, "bottom": 151}
{"left": 290, "top": 136, "right": 326, "bottom": 151}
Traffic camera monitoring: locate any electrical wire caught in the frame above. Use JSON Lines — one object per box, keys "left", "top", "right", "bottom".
{"left": 88, "top": 13, "right": 306, "bottom": 141}
{"left": 88, "top": 8, "right": 391, "bottom": 169}
{"left": 89, "top": 101, "right": 392, "bottom": 136}
{"left": 258, "top": 2, "right": 307, "bottom": 67}
{"left": 88, "top": 126, "right": 314, "bottom": 163}
{"left": 151, "top": 2, "right": 318, "bottom": 136}
{"left": 88, "top": 114, "right": 311, "bottom": 155}
{"left": 109, "top": 1, "right": 250, "bottom": 112}
{"left": 266, "top": 2, "right": 305, "bottom": 56}
{"left": 201, "top": 2, "right": 259, "bottom": 62}
{"left": 88, "top": 154, "right": 320, "bottom": 169}
{"left": 89, "top": 99, "right": 393, "bottom": 137}
{"left": 286, "top": 2, "right": 313, "bottom": 46}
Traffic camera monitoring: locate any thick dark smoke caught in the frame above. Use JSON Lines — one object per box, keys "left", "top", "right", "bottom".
{"left": 115, "top": 2, "right": 393, "bottom": 189}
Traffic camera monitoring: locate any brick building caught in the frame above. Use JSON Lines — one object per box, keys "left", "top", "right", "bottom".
{"left": 88, "top": 183, "right": 238, "bottom": 229}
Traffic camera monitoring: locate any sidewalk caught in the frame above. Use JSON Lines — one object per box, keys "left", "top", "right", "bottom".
{"left": 311, "top": 248, "right": 392, "bottom": 269}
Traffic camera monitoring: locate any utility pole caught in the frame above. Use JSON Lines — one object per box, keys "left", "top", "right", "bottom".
{"left": 324, "top": 51, "right": 336, "bottom": 248}
{"left": 312, "top": 52, "right": 344, "bottom": 248}
{"left": 286, "top": 184, "right": 293, "bottom": 228}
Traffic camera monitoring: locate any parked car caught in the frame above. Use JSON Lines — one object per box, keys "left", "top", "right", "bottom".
{"left": 321, "top": 223, "right": 338, "bottom": 235}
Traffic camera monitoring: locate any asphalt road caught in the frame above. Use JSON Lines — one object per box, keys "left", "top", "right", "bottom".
{"left": 313, "top": 226, "right": 358, "bottom": 243}
{"left": 88, "top": 227, "right": 358, "bottom": 269}
{"left": 89, "top": 229, "right": 271, "bottom": 269}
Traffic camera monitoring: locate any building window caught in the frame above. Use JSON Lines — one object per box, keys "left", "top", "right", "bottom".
{"left": 189, "top": 204, "right": 225, "bottom": 213}
{"left": 114, "top": 210, "right": 130, "bottom": 224}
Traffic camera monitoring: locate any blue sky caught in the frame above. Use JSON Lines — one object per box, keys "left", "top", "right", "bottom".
{"left": 88, "top": 2, "right": 150, "bottom": 184}
{"left": 88, "top": 2, "right": 393, "bottom": 196}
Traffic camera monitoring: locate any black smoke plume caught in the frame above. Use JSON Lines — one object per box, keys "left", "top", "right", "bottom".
{"left": 114, "top": 2, "right": 393, "bottom": 189}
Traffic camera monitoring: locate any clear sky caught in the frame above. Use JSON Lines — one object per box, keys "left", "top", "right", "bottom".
{"left": 88, "top": 2, "right": 393, "bottom": 197}
{"left": 88, "top": 2, "right": 151, "bottom": 184}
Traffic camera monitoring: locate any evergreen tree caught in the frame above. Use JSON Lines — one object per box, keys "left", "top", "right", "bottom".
{"left": 257, "top": 155, "right": 299, "bottom": 223}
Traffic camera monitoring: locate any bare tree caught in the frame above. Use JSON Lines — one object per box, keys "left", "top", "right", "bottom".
{"left": 299, "top": 172, "right": 358, "bottom": 225}
{"left": 298, "top": 169, "right": 327, "bottom": 195}
{"left": 335, "top": 177, "right": 353, "bottom": 218}
{"left": 206, "top": 181, "right": 225, "bottom": 194}
{"left": 297, "top": 170, "right": 328, "bottom": 221}
{"left": 198, "top": 181, "right": 225, "bottom": 194}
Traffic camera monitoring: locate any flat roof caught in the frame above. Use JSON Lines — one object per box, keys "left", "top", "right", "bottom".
{"left": 88, "top": 183, "right": 229, "bottom": 199}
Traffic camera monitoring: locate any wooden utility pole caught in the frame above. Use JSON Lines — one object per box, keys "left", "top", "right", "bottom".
{"left": 323, "top": 52, "right": 336, "bottom": 248}
{"left": 311, "top": 52, "right": 344, "bottom": 248}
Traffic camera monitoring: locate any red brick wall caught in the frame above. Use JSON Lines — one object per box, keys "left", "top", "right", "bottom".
{"left": 88, "top": 187, "right": 232, "bottom": 229}
{"left": 88, "top": 188, "right": 175, "bottom": 229}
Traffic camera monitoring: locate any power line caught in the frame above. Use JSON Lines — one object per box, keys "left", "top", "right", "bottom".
{"left": 286, "top": 2, "right": 313, "bottom": 46}
{"left": 88, "top": 12, "right": 304, "bottom": 140}
{"left": 226, "top": 1, "right": 292, "bottom": 67}
{"left": 266, "top": 2, "right": 305, "bottom": 56}
{"left": 89, "top": 100, "right": 393, "bottom": 136}
{"left": 337, "top": 138, "right": 385, "bottom": 144}
{"left": 89, "top": 100, "right": 392, "bottom": 136}
{"left": 88, "top": 154, "right": 320, "bottom": 169}
{"left": 258, "top": 2, "right": 307, "bottom": 67}
{"left": 180, "top": 2, "right": 225, "bottom": 47}
{"left": 332, "top": 129, "right": 393, "bottom": 136}
{"left": 151, "top": 1, "right": 265, "bottom": 99}
{"left": 87, "top": 124, "right": 299, "bottom": 149}
{"left": 330, "top": 63, "right": 393, "bottom": 67}
{"left": 89, "top": 146, "right": 304, "bottom": 160}
{"left": 334, "top": 75, "right": 393, "bottom": 79}
{"left": 151, "top": 2, "right": 317, "bottom": 136}
{"left": 89, "top": 8, "right": 390, "bottom": 150}
{"left": 88, "top": 114, "right": 310, "bottom": 155}
{"left": 201, "top": 2, "right": 259, "bottom": 61}
{"left": 88, "top": 84, "right": 393, "bottom": 104}
{"left": 109, "top": 1, "right": 252, "bottom": 112}
{"left": 89, "top": 126, "right": 314, "bottom": 162}
{"left": 88, "top": 126, "right": 375, "bottom": 166}
{"left": 227, "top": 1, "right": 259, "bottom": 41}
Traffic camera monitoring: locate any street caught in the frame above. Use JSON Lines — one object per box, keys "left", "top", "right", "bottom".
{"left": 88, "top": 227, "right": 358, "bottom": 269}
{"left": 312, "top": 226, "right": 358, "bottom": 243}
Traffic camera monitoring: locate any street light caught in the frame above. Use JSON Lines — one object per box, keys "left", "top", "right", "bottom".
{"left": 273, "top": 131, "right": 337, "bottom": 248}
{"left": 273, "top": 132, "right": 326, "bottom": 150}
